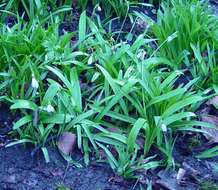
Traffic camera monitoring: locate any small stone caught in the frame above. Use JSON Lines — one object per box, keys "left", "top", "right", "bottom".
{"left": 4, "top": 174, "right": 17, "bottom": 184}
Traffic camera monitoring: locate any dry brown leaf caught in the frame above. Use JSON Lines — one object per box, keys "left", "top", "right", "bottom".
{"left": 50, "top": 169, "right": 64, "bottom": 177}
{"left": 182, "top": 162, "right": 199, "bottom": 176}
{"left": 136, "top": 136, "right": 144, "bottom": 149}
{"left": 206, "top": 96, "right": 218, "bottom": 106}
{"left": 57, "top": 132, "right": 76, "bottom": 155}
{"left": 201, "top": 116, "right": 218, "bottom": 142}
{"left": 157, "top": 170, "right": 184, "bottom": 190}
{"left": 176, "top": 168, "right": 186, "bottom": 185}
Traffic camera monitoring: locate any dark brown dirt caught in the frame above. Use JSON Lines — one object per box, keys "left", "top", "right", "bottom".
{"left": 0, "top": 145, "right": 134, "bottom": 190}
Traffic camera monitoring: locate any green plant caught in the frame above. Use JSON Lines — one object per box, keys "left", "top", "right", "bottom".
{"left": 0, "top": 17, "right": 74, "bottom": 100}
{"left": 196, "top": 146, "right": 218, "bottom": 159}
{"left": 184, "top": 43, "right": 218, "bottom": 90}
{"left": 1, "top": 7, "right": 217, "bottom": 181}
{"left": 6, "top": 66, "right": 106, "bottom": 164}
{"left": 200, "top": 181, "right": 218, "bottom": 190}
{"left": 56, "top": 184, "right": 71, "bottom": 190}
{"left": 77, "top": 0, "right": 144, "bottom": 18}
{"left": 75, "top": 12, "right": 215, "bottom": 170}
{"left": 152, "top": 0, "right": 218, "bottom": 68}
{"left": 97, "top": 142, "right": 160, "bottom": 179}
{"left": 0, "top": 0, "right": 72, "bottom": 22}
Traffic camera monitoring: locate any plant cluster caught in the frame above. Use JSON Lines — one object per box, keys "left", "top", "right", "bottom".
{"left": 0, "top": 0, "right": 217, "bottom": 184}
{"left": 152, "top": 0, "right": 218, "bottom": 90}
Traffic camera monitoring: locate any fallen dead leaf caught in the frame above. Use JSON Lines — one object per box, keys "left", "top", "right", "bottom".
{"left": 182, "top": 162, "right": 200, "bottom": 176}
{"left": 201, "top": 116, "right": 218, "bottom": 142}
{"left": 207, "top": 96, "right": 218, "bottom": 108}
{"left": 108, "top": 176, "right": 124, "bottom": 183}
{"left": 176, "top": 168, "right": 186, "bottom": 185}
{"left": 57, "top": 132, "right": 76, "bottom": 155}
{"left": 50, "top": 169, "right": 64, "bottom": 177}
{"left": 157, "top": 170, "right": 183, "bottom": 190}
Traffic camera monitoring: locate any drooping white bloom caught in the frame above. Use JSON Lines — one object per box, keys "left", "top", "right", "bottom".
{"left": 137, "top": 49, "right": 146, "bottom": 61}
{"left": 31, "top": 76, "right": 39, "bottom": 89}
{"left": 161, "top": 123, "right": 167, "bottom": 132}
{"left": 46, "top": 104, "right": 55, "bottom": 113}
{"left": 97, "top": 5, "right": 102, "bottom": 12}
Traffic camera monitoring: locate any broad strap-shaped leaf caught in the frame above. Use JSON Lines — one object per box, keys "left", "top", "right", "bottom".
{"left": 162, "top": 95, "right": 203, "bottom": 117}
{"left": 70, "top": 68, "right": 82, "bottom": 111}
{"left": 42, "top": 82, "right": 60, "bottom": 105}
{"left": 96, "top": 142, "right": 118, "bottom": 170}
{"left": 79, "top": 11, "right": 86, "bottom": 42}
{"left": 162, "top": 112, "right": 196, "bottom": 126}
{"left": 13, "top": 115, "right": 32, "bottom": 130}
{"left": 127, "top": 118, "right": 148, "bottom": 153}
{"left": 10, "top": 100, "right": 38, "bottom": 110}
{"left": 41, "top": 113, "right": 72, "bottom": 124}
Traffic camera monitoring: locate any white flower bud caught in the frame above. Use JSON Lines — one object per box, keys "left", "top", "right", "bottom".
{"left": 137, "top": 49, "right": 146, "bottom": 61}
{"left": 46, "top": 104, "right": 55, "bottom": 113}
{"left": 97, "top": 5, "right": 102, "bottom": 12}
{"left": 161, "top": 124, "right": 167, "bottom": 132}
{"left": 31, "top": 76, "right": 39, "bottom": 89}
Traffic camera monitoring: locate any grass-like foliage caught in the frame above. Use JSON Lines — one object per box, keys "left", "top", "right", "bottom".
{"left": 0, "top": 0, "right": 217, "bottom": 181}
{"left": 0, "top": 0, "right": 72, "bottom": 22}
{"left": 152, "top": 0, "right": 218, "bottom": 68}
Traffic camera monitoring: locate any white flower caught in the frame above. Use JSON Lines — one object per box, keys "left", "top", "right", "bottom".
{"left": 46, "top": 104, "right": 55, "bottom": 113}
{"left": 137, "top": 49, "right": 146, "bottom": 61}
{"left": 161, "top": 124, "right": 167, "bottom": 132}
{"left": 31, "top": 76, "right": 39, "bottom": 89}
{"left": 97, "top": 5, "right": 102, "bottom": 12}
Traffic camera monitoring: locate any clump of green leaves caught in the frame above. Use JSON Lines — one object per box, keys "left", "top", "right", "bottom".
{"left": 200, "top": 181, "right": 218, "bottom": 190}
{"left": 185, "top": 43, "right": 218, "bottom": 90}
{"left": 0, "top": 2, "right": 217, "bottom": 181}
{"left": 152, "top": 0, "right": 218, "bottom": 68}
{"left": 0, "top": 17, "right": 74, "bottom": 100}
{"left": 0, "top": 0, "right": 72, "bottom": 22}
{"left": 77, "top": 0, "right": 151, "bottom": 18}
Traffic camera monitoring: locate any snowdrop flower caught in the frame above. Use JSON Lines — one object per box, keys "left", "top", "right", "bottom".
{"left": 97, "top": 5, "right": 102, "bottom": 12}
{"left": 161, "top": 124, "right": 167, "bottom": 132}
{"left": 137, "top": 49, "right": 146, "bottom": 61}
{"left": 31, "top": 75, "right": 39, "bottom": 89}
{"left": 46, "top": 104, "right": 55, "bottom": 113}
{"left": 110, "top": 37, "right": 115, "bottom": 42}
